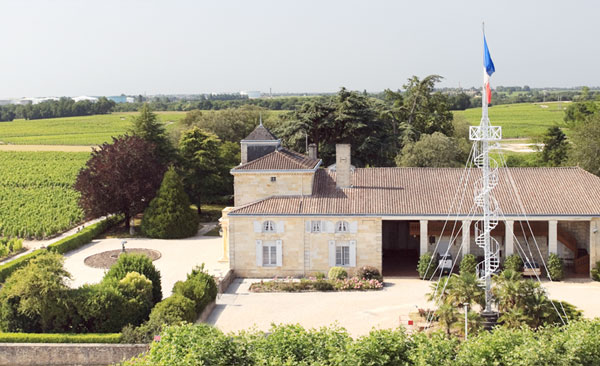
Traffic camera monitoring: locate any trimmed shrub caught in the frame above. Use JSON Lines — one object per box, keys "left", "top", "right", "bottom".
{"left": 592, "top": 261, "right": 600, "bottom": 281}
{"left": 356, "top": 265, "right": 383, "bottom": 282}
{"left": 417, "top": 252, "right": 436, "bottom": 279}
{"left": 459, "top": 254, "right": 477, "bottom": 275}
{"left": 172, "top": 266, "right": 217, "bottom": 315}
{"left": 328, "top": 266, "right": 348, "bottom": 280}
{"left": 547, "top": 253, "right": 564, "bottom": 281}
{"left": 504, "top": 254, "right": 523, "bottom": 272}
{"left": 148, "top": 294, "right": 196, "bottom": 325}
{"left": 104, "top": 253, "right": 162, "bottom": 304}
{"left": 48, "top": 215, "right": 123, "bottom": 254}
{"left": 140, "top": 166, "right": 199, "bottom": 239}
{"left": 0, "top": 332, "right": 121, "bottom": 343}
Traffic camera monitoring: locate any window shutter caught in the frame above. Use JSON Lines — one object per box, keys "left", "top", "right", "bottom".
{"left": 253, "top": 221, "right": 262, "bottom": 233}
{"left": 328, "top": 240, "right": 336, "bottom": 267}
{"left": 349, "top": 221, "right": 358, "bottom": 234}
{"left": 324, "top": 221, "right": 334, "bottom": 233}
{"left": 255, "top": 240, "right": 263, "bottom": 266}
{"left": 277, "top": 221, "right": 285, "bottom": 233}
{"left": 276, "top": 240, "right": 283, "bottom": 266}
{"left": 305, "top": 221, "right": 311, "bottom": 233}
{"left": 349, "top": 240, "right": 356, "bottom": 267}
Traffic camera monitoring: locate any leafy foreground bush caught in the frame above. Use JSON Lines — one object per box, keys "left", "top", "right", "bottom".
{"left": 120, "top": 320, "right": 600, "bottom": 366}
{"left": 547, "top": 253, "right": 564, "bottom": 281}
{"left": 0, "top": 251, "right": 160, "bottom": 334}
{"left": 459, "top": 254, "right": 477, "bottom": 275}
{"left": 140, "top": 166, "right": 199, "bottom": 239}
{"left": 121, "top": 265, "right": 217, "bottom": 343}
{"left": 417, "top": 252, "right": 436, "bottom": 279}
{"left": 355, "top": 265, "right": 383, "bottom": 282}
{"left": 104, "top": 253, "right": 162, "bottom": 305}
{"left": 592, "top": 261, "right": 600, "bottom": 281}
{"left": 328, "top": 266, "right": 347, "bottom": 280}
{"left": 503, "top": 254, "right": 523, "bottom": 272}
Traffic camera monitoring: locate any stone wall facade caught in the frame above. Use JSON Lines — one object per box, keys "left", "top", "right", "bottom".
{"left": 0, "top": 343, "right": 148, "bottom": 366}
{"left": 233, "top": 172, "right": 315, "bottom": 207}
{"left": 228, "top": 216, "right": 382, "bottom": 277}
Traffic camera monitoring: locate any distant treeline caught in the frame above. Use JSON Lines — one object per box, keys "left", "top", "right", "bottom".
{"left": 2, "top": 86, "right": 597, "bottom": 122}
{"left": 0, "top": 97, "right": 115, "bottom": 122}
{"left": 112, "top": 96, "right": 318, "bottom": 112}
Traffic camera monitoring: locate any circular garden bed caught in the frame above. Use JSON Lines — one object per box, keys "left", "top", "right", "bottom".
{"left": 84, "top": 248, "right": 162, "bottom": 269}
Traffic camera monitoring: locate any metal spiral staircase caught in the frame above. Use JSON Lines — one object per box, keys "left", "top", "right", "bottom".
{"left": 469, "top": 108, "right": 502, "bottom": 315}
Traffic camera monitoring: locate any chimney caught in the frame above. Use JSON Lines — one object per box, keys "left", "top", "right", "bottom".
{"left": 335, "top": 144, "right": 351, "bottom": 189}
{"left": 240, "top": 141, "right": 248, "bottom": 164}
{"left": 308, "top": 143, "right": 317, "bottom": 160}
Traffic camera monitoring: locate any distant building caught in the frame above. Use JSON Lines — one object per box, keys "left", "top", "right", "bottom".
{"left": 72, "top": 96, "right": 98, "bottom": 103}
{"left": 240, "top": 90, "right": 262, "bottom": 99}
{"left": 107, "top": 95, "right": 128, "bottom": 103}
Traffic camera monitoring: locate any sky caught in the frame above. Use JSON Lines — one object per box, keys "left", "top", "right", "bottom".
{"left": 1, "top": 0, "right": 599, "bottom": 98}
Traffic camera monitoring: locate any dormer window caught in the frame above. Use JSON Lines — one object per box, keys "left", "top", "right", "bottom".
{"left": 263, "top": 220, "right": 276, "bottom": 233}
{"left": 336, "top": 221, "right": 349, "bottom": 233}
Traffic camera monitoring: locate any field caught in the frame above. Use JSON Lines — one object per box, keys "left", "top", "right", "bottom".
{"left": 453, "top": 102, "right": 568, "bottom": 139}
{"left": 0, "top": 112, "right": 186, "bottom": 146}
{"left": 0, "top": 151, "right": 89, "bottom": 239}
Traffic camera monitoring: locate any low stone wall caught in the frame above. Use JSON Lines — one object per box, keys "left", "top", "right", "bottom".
{"left": 0, "top": 343, "right": 148, "bottom": 366}
{"left": 218, "top": 269, "right": 235, "bottom": 294}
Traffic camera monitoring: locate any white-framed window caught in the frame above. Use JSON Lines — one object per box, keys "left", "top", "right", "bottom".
{"left": 262, "top": 242, "right": 277, "bottom": 266}
{"left": 263, "top": 220, "right": 276, "bottom": 233}
{"left": 311, "top": 220, "right": 321, "bottom": 233}
{"left": 328, "top": 240, "right": 356, "bottom": 267}
{"left": 256, "top": 240, "right": 282, "bottom": 267}
{"left": 336, "top": 221, "right": 349, "bottom": 233}
{"left": 336, "top": 245, "right": 350, "bottom": 266}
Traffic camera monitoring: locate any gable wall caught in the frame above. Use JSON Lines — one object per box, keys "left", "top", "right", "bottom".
{"left": 233, "top": 172, "right": 315, "bottom": 207}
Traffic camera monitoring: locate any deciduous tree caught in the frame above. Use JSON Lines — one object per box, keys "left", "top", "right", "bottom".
{"left": 74, "top": 135, "right": 166, "bottom": 229}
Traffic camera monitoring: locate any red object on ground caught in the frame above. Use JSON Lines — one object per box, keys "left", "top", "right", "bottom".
{"left": 408, "top": 320, "right": 414, "bottom": 325}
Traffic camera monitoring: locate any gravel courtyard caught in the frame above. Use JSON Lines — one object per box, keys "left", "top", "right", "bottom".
{"left": 63, "top": 233, "right": 228, "bottom": 298}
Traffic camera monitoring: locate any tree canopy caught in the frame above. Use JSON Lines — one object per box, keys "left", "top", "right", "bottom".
{"left": 74, "top": 135, "right": 166, "bottom": 228}
{"left": 130, "top": 103, "right": 175, "bottom": 162}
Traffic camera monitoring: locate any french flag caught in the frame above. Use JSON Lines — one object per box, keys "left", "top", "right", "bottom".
{"left": 483, "top": 35, "right": 495, "bottom": 105}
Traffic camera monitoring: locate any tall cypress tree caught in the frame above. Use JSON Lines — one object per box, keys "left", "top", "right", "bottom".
{"left": 141, "top": 166, "right": 199, "bottom": 239}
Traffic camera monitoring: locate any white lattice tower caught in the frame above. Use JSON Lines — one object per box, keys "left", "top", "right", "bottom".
{"left": 469, "top": 86, "right": 502, "bottom": 313}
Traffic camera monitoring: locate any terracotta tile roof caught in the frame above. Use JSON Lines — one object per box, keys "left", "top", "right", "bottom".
{"left": 233, "top": 148, "right": 321, "bottom": 171}
{"left": 230, "top": 167, "right": 600, "bottom": 216}
{"left": 243, "top": 124, "right": 278, "bottom": 141}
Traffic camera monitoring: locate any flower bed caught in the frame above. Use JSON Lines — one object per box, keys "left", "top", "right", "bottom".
{"left": 249, "top": 276, "right": 383, "bottom": 292}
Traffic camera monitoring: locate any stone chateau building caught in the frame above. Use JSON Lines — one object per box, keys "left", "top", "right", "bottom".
{"left": 220, "top": 124, "right": 600, "bottom": 278}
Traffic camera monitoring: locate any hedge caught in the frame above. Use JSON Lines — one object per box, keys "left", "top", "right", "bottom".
{"left": 0, "top": 332, "right": 121, "bottom": 343}
{"left": 0, "top": 215, "right": 122, "bottom": 283}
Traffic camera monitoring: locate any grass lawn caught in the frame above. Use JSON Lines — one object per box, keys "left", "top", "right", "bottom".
{"left": 0, "top": 112, "right": 186, "bottom": 146}
{"left": 454, "top": 102, "right": 568, "bottom": 139}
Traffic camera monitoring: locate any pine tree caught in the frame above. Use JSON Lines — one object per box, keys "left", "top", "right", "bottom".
{"left": 131, "top": 103, "right": 174, "bottom": 162}
{"left": 141, "top": 166, "right": 199, "bottom": 239}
